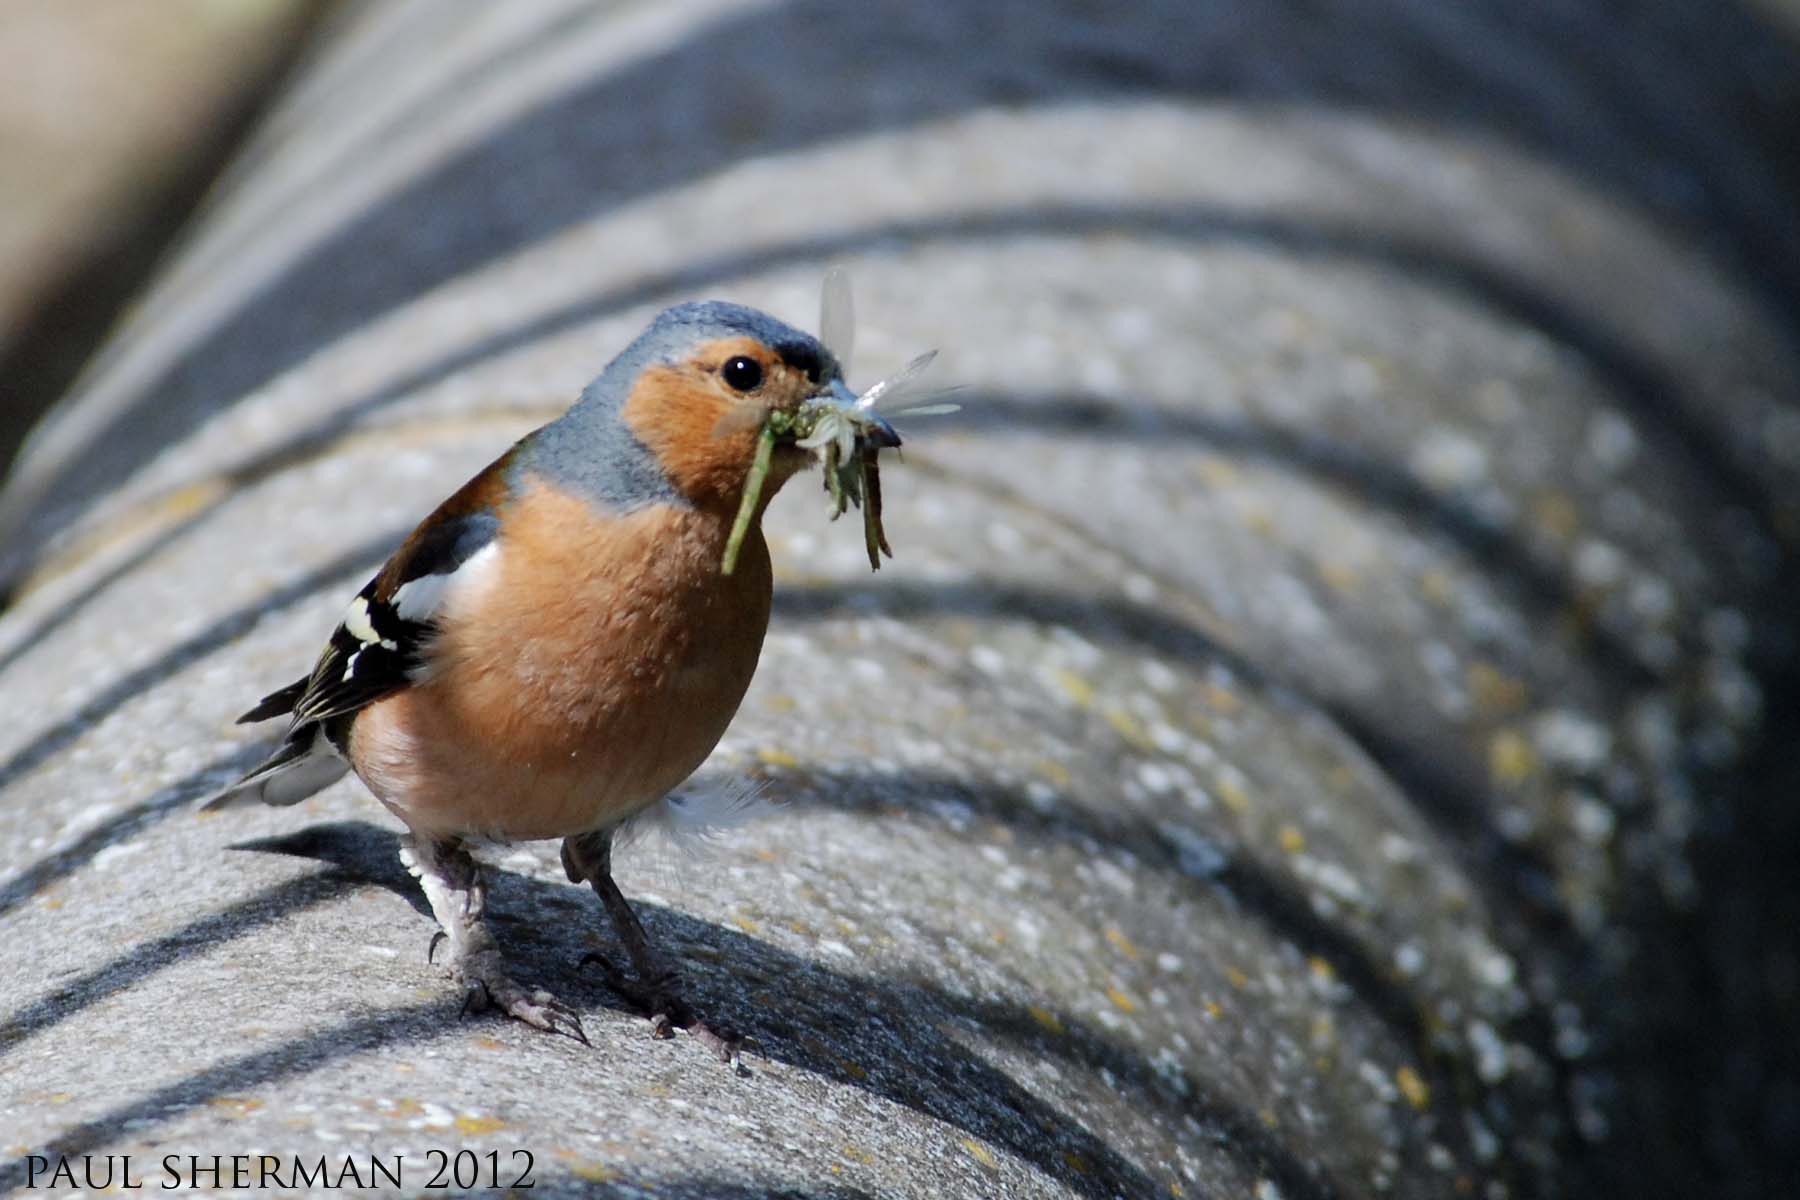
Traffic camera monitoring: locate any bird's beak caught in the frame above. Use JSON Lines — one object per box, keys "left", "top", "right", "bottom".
{"left": 822, "top": 378, "right": 902, "bottom": 449}
{"left": 863, "top": 412, "right": 903, "bottom": 449}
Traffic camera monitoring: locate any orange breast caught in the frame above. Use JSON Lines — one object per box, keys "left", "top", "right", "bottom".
{"left": 350, "top": 478, "right": 773, "bottom": 841}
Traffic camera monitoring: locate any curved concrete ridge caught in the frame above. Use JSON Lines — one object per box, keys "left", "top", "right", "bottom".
{"left": 11, "top": 102, "right": 1794, "bottom": 598}
{"left": 5, "top": 0, "right": 1799, "bottom": 576}
{"left": 1, "top": 3, "right": 1797, "bottom": 1198}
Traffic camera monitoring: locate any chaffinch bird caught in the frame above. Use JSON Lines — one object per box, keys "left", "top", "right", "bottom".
{"left": 213, "top": 300, "right": 900, "bottom": 1056}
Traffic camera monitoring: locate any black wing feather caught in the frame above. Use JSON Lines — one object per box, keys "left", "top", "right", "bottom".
{"left": 238, "top": 504, "right": 502, "bottom": 732}
{"left": 288, "top": 583, "right": 431, "bottom": 726}
{"left": 237, "top": 678, "right": 307, "bottom": 724}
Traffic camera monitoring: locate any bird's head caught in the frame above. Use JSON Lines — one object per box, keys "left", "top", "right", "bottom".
{"left": 590, "top": 301, "right": 894, "bottom": 512}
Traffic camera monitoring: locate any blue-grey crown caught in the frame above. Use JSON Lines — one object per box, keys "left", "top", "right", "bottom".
{"left": 608, "top": 300, "right": 839, "bottom": 385}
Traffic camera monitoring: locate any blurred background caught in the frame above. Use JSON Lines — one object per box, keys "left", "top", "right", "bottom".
{"left": 0, "top": 0, "right": 325, "bottom": 478}
{"left": 3, "top": 0, "right": 1798, "bottom": 491}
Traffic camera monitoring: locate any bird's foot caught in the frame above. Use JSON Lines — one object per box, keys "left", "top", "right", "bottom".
{"left": 460, "top": 966, "right": 589, "bottom": 1045}
{"left": 404, "top": 835, "right": 588, "bottom": 1044}
{"left": 579, "top": 951, "right": 740, "bottom": 1062}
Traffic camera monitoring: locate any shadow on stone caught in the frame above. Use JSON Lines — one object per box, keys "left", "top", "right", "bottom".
{"left": 0, "top": 819, "right": 1345, "bottom": 1200}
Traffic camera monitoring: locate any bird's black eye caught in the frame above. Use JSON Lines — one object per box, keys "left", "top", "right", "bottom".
{"left": 721, "top": 356, "right": 764, "bottom": 392}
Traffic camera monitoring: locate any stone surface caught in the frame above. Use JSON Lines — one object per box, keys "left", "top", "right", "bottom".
{"left": 2, "top": 3, "right": 1797, "bottom": 1197}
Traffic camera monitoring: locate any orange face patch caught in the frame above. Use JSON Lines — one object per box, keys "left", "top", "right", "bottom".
{"left": 621, "top": 336, "right": 818, "bottom": 510}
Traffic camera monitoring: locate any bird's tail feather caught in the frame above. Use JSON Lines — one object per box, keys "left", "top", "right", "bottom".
{"left": 202, "top": 728, "right": 348, "bottom": 810}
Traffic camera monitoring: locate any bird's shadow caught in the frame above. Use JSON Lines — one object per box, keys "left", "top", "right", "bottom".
{"left": 200, "top": 819, "right": 1341, "bottom": 1200}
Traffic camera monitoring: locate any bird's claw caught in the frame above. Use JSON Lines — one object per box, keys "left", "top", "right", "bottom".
{"left": 460, "top": 973, "right": 588, "bottom": 1044}
{"left": 577, "top": 951, "right": 739, "bottom": 1061}
{"left": 692, "top": 1020, "right": 744, "bottom": 1065}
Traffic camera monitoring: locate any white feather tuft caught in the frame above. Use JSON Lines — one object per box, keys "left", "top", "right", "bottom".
{"left": 392, "top": 542, "right": 499, "bottom": 621}
{"left": 621, "top": 778, "right": 782, "bottom": 850}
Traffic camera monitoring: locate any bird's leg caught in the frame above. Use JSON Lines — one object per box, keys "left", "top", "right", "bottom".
{"left": 562, "top": 829, "right": 739, "bottom": 1059}
{"left": 400, "top": 833, "right": 587, "bottom": 1043}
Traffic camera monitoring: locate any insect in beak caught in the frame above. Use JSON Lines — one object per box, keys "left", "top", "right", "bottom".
{"left": 720, "top": 271, "right": 955, "bottom": 576}
{"left": 818, "top": 377, "right": 902, "bottom": 450}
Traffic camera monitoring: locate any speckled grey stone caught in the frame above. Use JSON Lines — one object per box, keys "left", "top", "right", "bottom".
{"left": 2, "top": 3, "right": 1798, "bottom": 1198}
